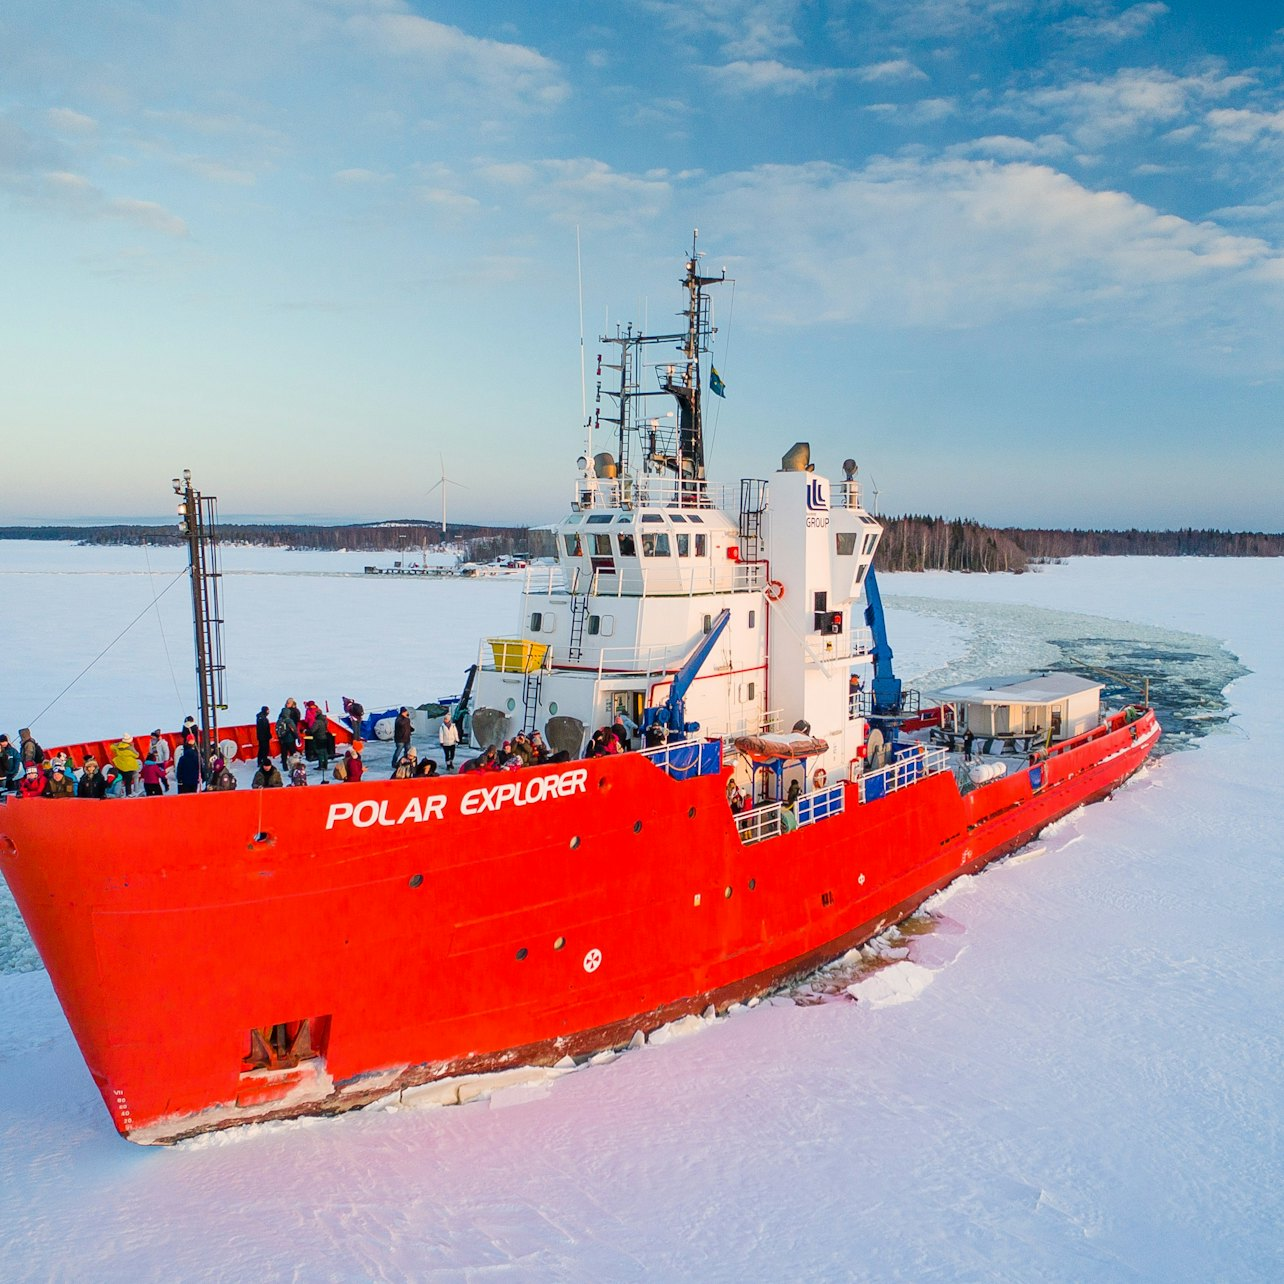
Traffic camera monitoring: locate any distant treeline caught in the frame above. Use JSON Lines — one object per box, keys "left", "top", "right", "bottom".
{"left": 0, "top": 522, "right": 556, "bottom": 560}
{"left": 876, "top": 516, "right": 1283, "bottom": 572}
{"left": 1, "top": 518, "right": 1279, "bottom": 573}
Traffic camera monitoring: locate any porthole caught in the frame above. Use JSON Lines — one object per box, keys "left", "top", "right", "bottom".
{"left": 408, "top": 873, "right": 423, "bottom": 888}
{"left": 554, "top": 936, "right": 566, "bottom": 951}
{"left": 252, "top": 831, "right": 272, "bottom": 845}
{"left": 570, "top": 835, "right": 581, "bottom": 849}
{"left": 506, "top": 698, "right": 516, "bottom": 711}
{"left": 748, "top": 878, "right": 756, "bottom": 891}
{"left": 516, "top": 947, "right": 528, "bottom": 961}
{"left": 549, "top": 702, "right": 558, "bottom": 715}
{"left": 687, "top": 806, "right": 696, "bottom": 818}
{"left": 633, "top": 820, "right": 643, "bottom": 833}
{"left": 724, "top": 886, "right": 733, "bottom": 899}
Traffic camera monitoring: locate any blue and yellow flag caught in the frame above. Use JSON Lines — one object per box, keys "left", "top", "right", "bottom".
{"left": 710, "top": 366, "right": 726, "bottom": 398}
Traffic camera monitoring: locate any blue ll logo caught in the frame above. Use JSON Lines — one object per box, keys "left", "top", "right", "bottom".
{"left": 805, "top": 477, "right": 829, "bottom": 512}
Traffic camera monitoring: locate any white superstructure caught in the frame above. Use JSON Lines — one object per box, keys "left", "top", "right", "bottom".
{"left": 469, "top": 239, "right": 882, "bottom": 783}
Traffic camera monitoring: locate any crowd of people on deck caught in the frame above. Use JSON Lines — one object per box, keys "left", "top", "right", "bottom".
{"left": 2, "top": 699, "right": 691, "bottom": 799}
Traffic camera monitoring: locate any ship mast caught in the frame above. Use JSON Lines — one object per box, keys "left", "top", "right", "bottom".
{"left": 595, "top": 232, "right": 725, "bottom": 505}
{"left": 173, "top": 470, "right": 227, "bottom": 762}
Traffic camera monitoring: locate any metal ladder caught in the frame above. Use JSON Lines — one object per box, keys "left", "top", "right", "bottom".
{"left": 520, "top": 669, "right": 543, "bottom": 735}
{"left": 739, "top": 478, "right": 767, "bottom": 562}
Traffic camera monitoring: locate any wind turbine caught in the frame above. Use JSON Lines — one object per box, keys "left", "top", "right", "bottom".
{"left": 425, "top": 455, "right": 468, "bottom": 537}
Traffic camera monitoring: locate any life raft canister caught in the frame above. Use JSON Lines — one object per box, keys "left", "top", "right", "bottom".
{"left": 765, "top": 579, "right": 785, "bottom": 602}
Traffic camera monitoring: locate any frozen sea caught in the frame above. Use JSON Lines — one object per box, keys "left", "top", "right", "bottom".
{"left": 1, "top": 544, "right": 1281, "bottom": 1282}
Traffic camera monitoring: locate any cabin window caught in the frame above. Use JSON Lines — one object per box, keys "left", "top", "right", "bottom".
{"left": 618, "top": 533, "right": 636, "bottom": 557}
{"left": 863, "top": 532, "right": 880, "bottom": 555}
{"left": 587, "top": 513, "right": 613, "bottom": 524}
{"left": 748, "top": 609, "right": 756, "bottom": 629}
{"left": 563, "top": 533, "right": 583, "bottom": 556}
{"left": 676, "top": 533, "right": 690, "bottom": 556}
{"left": 588, "top": 615, "right": 600, "bottom": 635}
{"left": 835, "top": 532, "right": 858, "bottom": 556}
{"left": 703, "top": 614, "right": 713, "bottom": 633}
{"left": 855, "top": 562, "right": 868, "bottom": 585}
{"left": 687, "top": 513, "right": 704, "bottom": 522}
{"left": 813, "top": 591, "right": 829, "bottom": 632}
{"left": 530, "top": 612, "right": 542, "bottom": 630}
{"left": 593, "top": 534, "right": 612, "bottom": 556}
{"left": 642, "top": 513, "right": 663, "bottom": 523}
{"left": 694, "top": 533, "right": 707, "bottom": 557}
{"left": 642, "top": 533, "right": 671, "bottom": 557}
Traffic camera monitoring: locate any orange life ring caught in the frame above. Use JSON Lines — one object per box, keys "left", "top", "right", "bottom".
{"left": 812, "top": 767, "right": 827, "bottom": 789}
{"left": 765, "top": 579, "right": 785, "bottom": 602}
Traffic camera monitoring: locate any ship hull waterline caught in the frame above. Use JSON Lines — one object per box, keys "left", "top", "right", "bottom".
{"left": 0, "top": 710, "right": 1159, "bottom": 1144}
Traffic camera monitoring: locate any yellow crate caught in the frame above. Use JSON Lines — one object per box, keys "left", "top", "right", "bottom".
{"left": 488, "top": 638, "right": 549, "bottom": 673}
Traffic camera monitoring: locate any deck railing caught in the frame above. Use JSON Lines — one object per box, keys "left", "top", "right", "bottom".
{"left": 734, "top": 781, "right": 846, "bottom": 844}
{"left": 857, "top": 744, "right": 948, "bottom": 803}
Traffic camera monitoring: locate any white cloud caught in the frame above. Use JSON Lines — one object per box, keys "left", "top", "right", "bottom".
{"left": 951, "top": 133, "right": 1072, "bottom": 160}
{"left": 333, "top": 167, "right": 394, "bottom": 185}
{"left": 1060, "top": 3, "right": 1169, "bottom": 42}
{"left": 1205, "top": 107, "right": 1284, "bottom": 147}
{"left": 1013, "top": 67, "right": 1254, "bottom": 148}
{"left": 702, "top": 156, "right": 1284, "bottom": 330}
{"left": 45, "top": 108, "right": 97, "bottom": 135}
{"left": 704, "top": 60, "right": 849, "bottom": 96}
{"left": 639, "top": 0, "right": 806, "bottom": 61}
{"left": 349, "top": 11, "right": 568, "bottom": 109}
{"left": 38, "top": 170, "right": 188, "bottom": 236}
{"left": 855, "top": 60, "right": 929, "bottom": 84}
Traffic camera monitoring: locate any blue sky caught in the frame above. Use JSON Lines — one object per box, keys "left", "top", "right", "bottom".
{"left": 2, "top": 1, "right": 1282, "bottom": 529}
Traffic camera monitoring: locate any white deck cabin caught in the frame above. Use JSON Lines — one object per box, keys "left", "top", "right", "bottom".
{"left": 933, "top": 673, "right": 1104, "bottom": 743}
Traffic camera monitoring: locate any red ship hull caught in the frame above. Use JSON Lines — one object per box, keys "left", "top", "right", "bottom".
{"left": 0, "top": 709, "right": 1159, "bottom": 1143}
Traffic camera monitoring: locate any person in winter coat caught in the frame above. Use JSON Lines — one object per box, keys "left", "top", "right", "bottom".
{"left": 256, "top": 706, "right": 273, "bottom": 764}
{"left": 0, "top": 734, "right": 21, "bottom": 794}
{"left": 438, "top": 712, "right": 460, "bottom": 770}
{"left": 109, "top": 736, "right": 142, "bottom": 795}
{"left": 287, "top": 755, "right": 308, "bottom": 787}
{"left": 276, "top": 700, "right": 301, "bottom": 770}
{"left": 175, "top": 740, "right": 201, "bottom": 794}
{"left": 140, "top": 753, "right": 169, "bottom": 796}
{"left": 253, "top": 759, "right": 284, "bottom": 788}
{"left": 19, "top": 764, "right": 46, "bottom": 798}
{"left": 312, "top": 709, "right": 331, "bottom": 774}
{"left": 43, "top": 764, "right": 76, "bottom": 798}
{"left": 18, "top": 728, "right": 43, "bottom": 769}
{"left": 391, "top": 707, "right": 414, "bottom": 771}
{"left": 77, "top": 760, "right": 107, "bottom": 798}
{"left": 207, "top": 755, "right": 237, "bottom": 791}
{"left": 340, "top": 739, "right": 365, "bottom": 783}
{"left": 148, "top": 729, "right": 172, "bottom": 771}
{"left": 101, "top": 766, "right": 126, "bottom": 798}
{"left": 391, "top": 746, "right": 419, "bottom": 780}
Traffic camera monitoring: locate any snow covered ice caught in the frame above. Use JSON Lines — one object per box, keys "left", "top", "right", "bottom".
{"left": 1, "top": 547, "right": 1281, "bottom": 1281}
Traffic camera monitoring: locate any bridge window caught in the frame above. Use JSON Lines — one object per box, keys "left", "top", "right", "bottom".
{"left": 676, "top": 533, "right": 690, "bottom": 556}
{"left": 694, "top": 533, "right": 707, "bottom": 556}
{"left": 593, "top": 534, "right": 611, "bottom": 555}
{"left": 618, "top": 533, "right": 636, "bottom": 556}
{"left": 836, "top": 532, "right": 858, "bottom": 555}
{"left": 563, "top": 533, "right": 583, "bottom": 556}
{"left": 642, "top": 533, "right": 671, "bottom": 557}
